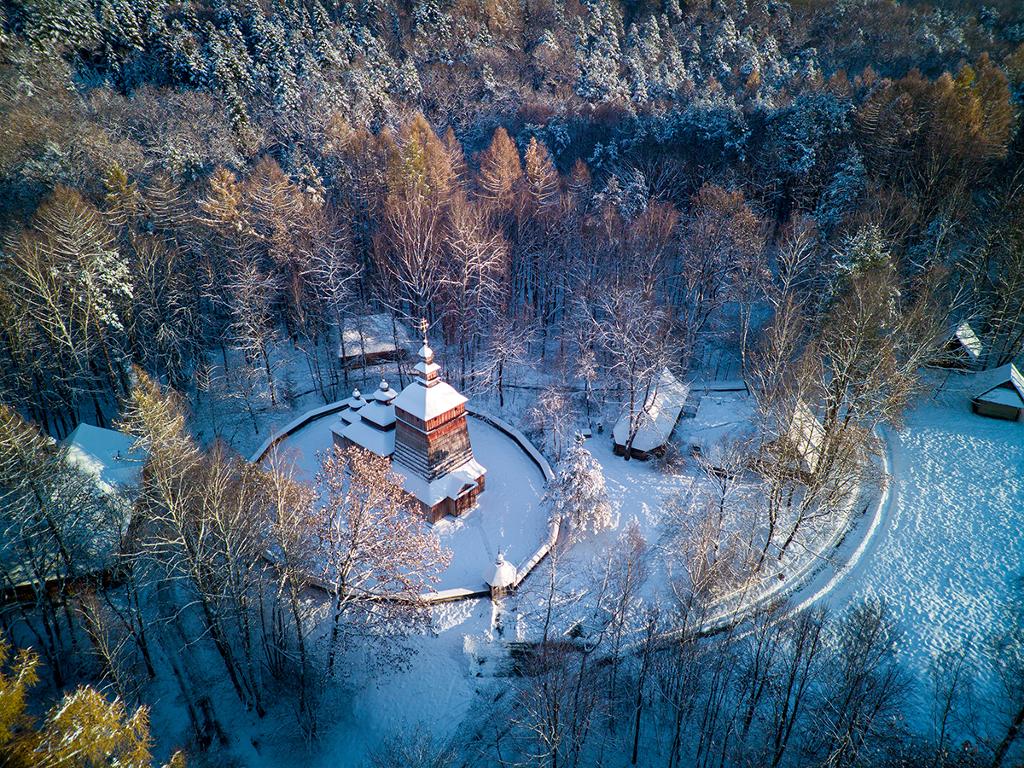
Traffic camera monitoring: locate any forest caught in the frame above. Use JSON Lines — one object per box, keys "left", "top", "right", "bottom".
{"left": 2, "top": 0, "right": 1024, "bottom": 765}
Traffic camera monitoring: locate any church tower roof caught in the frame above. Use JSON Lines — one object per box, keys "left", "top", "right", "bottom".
{"left": 392, "top": 320, "right": 467, "bottom": 423}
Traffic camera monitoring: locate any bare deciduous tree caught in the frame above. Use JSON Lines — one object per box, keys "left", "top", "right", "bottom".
{"left": 314, "top": 445, "right": 450, "bottom": 676}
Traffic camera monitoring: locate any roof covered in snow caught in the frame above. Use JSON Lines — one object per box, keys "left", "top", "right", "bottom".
{"left": 360, "top": 400, "right": 397, "bottom": 429}
{"left": 335, "top": 416, "right": 396, "bottom": 457}
{"left": 484, "top": 552, "right": 517, "bottom": 589}
{"left": 3, "top": 424, "right": 145, "bottom": 591}
{"left": 332, "top": 382, "right": 399, "bottom": 458}
{"left": 612, "top": 368, "right": 690, "bottom": 453}
{"left": 391, "top": 458, "right": 487, "bottom": 508}
{"left": 682, "top": 391, "right": 756, "bottom": 466}
{"left": 954, "top": 321, "right": 983, "bottom": 362}
{"left": 974, "top": 363, "right": 1024, "bottom": 410}
{"left": 788, "top": 399, "right": 826, "bottom": 473}
{"left": 371, "top": 379, "right": 397, "bottom": 403}
{"left": 341, "top": 388, "right": 367, "bottom": 410}
{"left": 339, "top": 313, "right": 414, "bottom": 360}
{"left": 61, "top": 424, "right": 145, "bottom": 496}
{"left": 392, "top": 339, "right": 468, "bottom": 423}
{"left": 393, "top": 380, "right": 467, "bottom": 423}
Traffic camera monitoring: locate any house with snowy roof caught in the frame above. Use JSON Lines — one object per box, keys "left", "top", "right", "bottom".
{"left": 61, "top": 423, "right": 146, "bottom": 499}
{"left": 331, "top": 323, "right": 486, "bottom": 522}
{"left": 2, "top": 424, "right": 146, "bottom": 603}
{"left": 338, "top": 313, "right": 415, "bottom": 370}
{"left": 683, "top": 391, "right": 756, "bottom": 472}
{"left": 612, "top": 368, "right": 690, "bottom": 460}
{"left": 971, "top": 363, "right": 1024, "bottom": 422}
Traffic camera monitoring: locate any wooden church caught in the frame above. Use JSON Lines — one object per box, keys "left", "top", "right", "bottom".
{"left": 333, "top": 321, "right": 486, "bottom": 522}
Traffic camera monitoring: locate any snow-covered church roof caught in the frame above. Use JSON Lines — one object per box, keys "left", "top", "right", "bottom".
{"left": 331, "top": 381, "right": 398, "bottom": 458}
{"left": 391, "top": 339, "right": 467, "bottom": 423}
{"left": 391, "top": 457, "right": 486, "bottom": 507}
{"left": 392, "top": 380, "right": 468, "bottom": 424}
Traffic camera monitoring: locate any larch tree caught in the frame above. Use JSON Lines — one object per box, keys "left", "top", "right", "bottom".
{"left": 1, "top": 186, "right": 134, "bottom": 430}
{"left": 522, "top": 137, "right": 560, "bottom": 212}
{"left": 377, "top": 115, "right": 454, "bottom": 325}
{"left": 476, "top": 126, "right": 523, "bottom": 226}
{"left": 0, "top": 642, "right": 185, "bottom": 768}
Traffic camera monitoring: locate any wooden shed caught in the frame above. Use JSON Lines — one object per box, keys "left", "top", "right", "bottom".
{"left": 612, "top": 368, "right": 690, "bottom": 460}
{"left": 338, "top": 313, "right": 414, "bottom": 370}
{"left": 971, "top": 364, "right": 1024, "bottom": 422}
{"left": 934, "top": 320, "right": 985, "bottom": 370}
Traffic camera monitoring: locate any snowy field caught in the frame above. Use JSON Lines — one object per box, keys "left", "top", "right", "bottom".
{"left": 266, "top": 415, "right": 550, "bottom": 592}
{"left": 816, "top": 369, "right": 1024, "bottom": 734}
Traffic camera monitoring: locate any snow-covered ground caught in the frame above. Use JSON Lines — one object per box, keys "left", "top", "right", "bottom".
{"left": 287, "top": 599, "right": 495, "bottom": 768}
{"left": 813, "top": 369, "right": 1024, "bottom": 735}
{"left": 267, "top": 415, "right": 550, "bottom": 592}
{"left": 170, "top": 357, "right": 1024, "bottom": 763}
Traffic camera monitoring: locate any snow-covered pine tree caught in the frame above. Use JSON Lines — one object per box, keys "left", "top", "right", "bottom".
{"left": 96, "top": 0, "right": 144, "bottom": 63}
{"left": 165, "top": 19, "right": 205, "bottom": 87}
{"left": 394, "top": 57, "right": 423, "bottom": 101}
{"left": 546, "top": 436, "right": 614, "bottom": 538}
{"left": 623, "top": 25, "right": 650, "bottom": 104}
{"left": 21, "top": 0, "right": 99, "bottom": 54}
{"left": 815, "top": 147, "right": 866, "bottom": 238}
{"left": 657, "top": 17, "right": 689, "bottom": 99}
{"left": 263, "top": 17, "right": 300, "bottom": 116}
{"left": 574, "top": 0, "right": 627, "bottom": 103}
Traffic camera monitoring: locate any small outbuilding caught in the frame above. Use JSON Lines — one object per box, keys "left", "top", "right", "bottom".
{"left": 935, "top": 320, "right": 985, "bottom": 370}
{"left": 787, "top": 399, "right": 826, "bottom": 476}
{"left": 971, "top": 363, "right": 1024, "bottom": 422}
{"left": 612, "top": 368, "right": 691, "bottom": 460}
{"left": 338, "top": 313, "right": 415, "bottom": 370}
{"left": 484, "top": 551, "right": 517, "bottom": 599}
